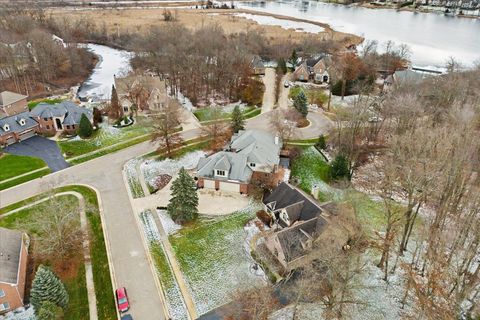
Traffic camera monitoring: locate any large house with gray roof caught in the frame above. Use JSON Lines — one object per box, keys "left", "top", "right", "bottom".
{"left": 196, "top": 130, "right": 283, "bottom": 194}
{"left": 0, "top": 91, "right": 28, "bottom": 118}
{"left": 0, "top": 228, "right": 29, "bottom": 314}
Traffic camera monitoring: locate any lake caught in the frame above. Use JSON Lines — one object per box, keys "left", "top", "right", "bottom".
{"left": 237, "top": 0, "right": 480, "bottom": 68}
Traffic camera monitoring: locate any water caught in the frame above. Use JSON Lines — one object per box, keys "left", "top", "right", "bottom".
{"left": 77, "top": 43, "right": 133, "bottom": 101}
{"left": 237, "top": 0, "right": 480, "bottom": 68}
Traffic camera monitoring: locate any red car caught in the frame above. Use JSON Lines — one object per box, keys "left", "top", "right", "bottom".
{"left": 115, "top": 287, "right": 130, "bottom": 313}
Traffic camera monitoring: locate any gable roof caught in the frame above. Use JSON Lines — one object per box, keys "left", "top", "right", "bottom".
{"left": 228, "top": 129, "right": 281, "bottom": 166}
{"left": 0, "top": 91, "right": 27, "bottom": 107}
{"left": 263, "top": 182, "right": 322, "bottom": 223}
{"left": 250, "top": 55, "right": 265, "bottom": 69}
{"left": 197, "top": 151, "right": 253, "bottom": 182}
{"left": 30, "top": 101, "right": 92, "bottom": 125}
{"left": 0, "top": 111, "right": 38, "bottom": 137}
{"left": 0, "top": 227, "right": 24, "bottom": 284}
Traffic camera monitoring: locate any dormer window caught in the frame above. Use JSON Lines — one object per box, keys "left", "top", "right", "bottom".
{"left": 2, "top": 124, "right": 9, "bottom": 132}
{"left": 250, "top": 163, "right": 256, "bottom": 167}
{"left": 18, "top": 118, "right": 26, "bottom": 126}
{"left": 215, "top": 170, "right": 226, "bottom": 177}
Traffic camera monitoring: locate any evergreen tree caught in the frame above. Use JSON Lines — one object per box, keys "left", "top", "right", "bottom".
{"left": 109, "top": 84, "right": 123, "bottom": 120}
{"left": 92, "top": 107, "right": 103, "bottom": 127}
{"left": 330, "top": 154, "right": 351, "bottom": 180}
{"left": 167, "top": 167, "right": 199, "bottom": 224}
{"left": 37, "top": 301, "right": 60, "bottom": 320}
{"left": 230, "top": 105, "right": 245, "bottom": 133}
{"left": 277, "top": 58, "right": 287, "bottom": 74}
{"left": 30, "top": 265, "right": 69, "bottom": 314}
{"left": 78, "top": 113, "right": 93, "bottom": 138}
{"left": 290, "top": 49, "right": 298, "bottom": 66}
{"left": 316, "top": 134, "right": 327, "bottom": 150}
{"left": 294, "top": 91, "right": 308, "bottom": 117}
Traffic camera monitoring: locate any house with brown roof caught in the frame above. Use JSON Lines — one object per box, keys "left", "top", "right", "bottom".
{"left": 0, "top": 228, "right": 29, "bottom": 314}
{"left": 0, "top": 91, "right": 28, "bottom": 118}
{"left": 292, "top": 55, "right": 330, "bottom": 84}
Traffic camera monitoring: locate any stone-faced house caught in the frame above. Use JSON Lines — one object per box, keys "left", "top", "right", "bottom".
{"left": 293, "top": 55, "right": 330, "bottom": 84}
{"left": 196, "top": 130, "right": 283, "bottom": 194}
{"left": 30, "top": 101, "right": 93, "bottom": 135}
{"left": 0, "top": 91, "right": 28, "bottom": 118}
{"left": 114, "top": 74, "right": 168, "bottom": 113}
{"left": 250, "top": 55, "right": 266, "bottom": 75}
{"left": 0, "top": 228, "right": 29, "bottom": 314}
{"left": 261, "top": 182, "right": 331, "bottom": 270}
{"left": 0, "top": 112, "right": 39, "bottom": 146}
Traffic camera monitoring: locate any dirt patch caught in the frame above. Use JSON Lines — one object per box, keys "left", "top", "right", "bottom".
{"left": 153, "top": 174, "right": 172, "bottom": 191}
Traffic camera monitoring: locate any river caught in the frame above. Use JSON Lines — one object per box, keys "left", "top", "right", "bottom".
{"left": 237, "top": 0, "right": 480, "bottom": 68}
{"left": 77, "top": 43, "right": 132, "bottom": 101}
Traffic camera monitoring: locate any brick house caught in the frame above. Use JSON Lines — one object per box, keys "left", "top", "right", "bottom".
{"left": 30, "top": 101, "right": 93, "bottom": 135}
{"left": 0, "top": 111, "right": 39, "bottom": 146}
{"left": 0, "top": 228, "right": 29, "bottom": 314}
{"left": 196, "top": 130, "right": 284, "bottom": 194}
{"left": 0, "top": 91, "right": 28, "bottom": 118}
{"left": 293, "top": 55, "right": 330, "bottom": 84}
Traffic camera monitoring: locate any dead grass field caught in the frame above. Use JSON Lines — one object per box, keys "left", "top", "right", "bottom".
{"left": 49, "top": 8, "right": 362, "bottom": 46}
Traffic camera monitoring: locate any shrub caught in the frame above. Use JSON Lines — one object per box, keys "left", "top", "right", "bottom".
{"left": 316, "top": 134, "right": 327, "bottom": 150}
{"left": 241, "top": 78, "right": 264, "bottom": 106}
{"left": 78, "top": 113, "right": 93, "bottom": 138}
{"left": 288, "top": 85, "right": 303, "bottom": 100}
{"left": 330, "top": 154, "right": 351, "bottom": 180}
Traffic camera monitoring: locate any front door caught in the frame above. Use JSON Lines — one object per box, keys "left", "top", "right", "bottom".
{"left": 55, "top": 118, "right": 63, "bottom": 130}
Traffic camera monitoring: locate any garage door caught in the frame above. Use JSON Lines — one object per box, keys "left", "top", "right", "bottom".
{"left": 204, "top": 179, "right": 216, "bottom": 189}
{"left": 19, "top": 130, "right": 35, "bottom": 141}
{"left": 219, "top": 181, "right": 240, "bottom": 193}
{"left": 6, "top": 136, "right": 16, "bottom": 145}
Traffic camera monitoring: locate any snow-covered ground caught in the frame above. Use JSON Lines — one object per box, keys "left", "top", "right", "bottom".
{"left": 157, "top": 209, "right": 182, "bottom": 235}
{"left": 0, "top": 308, "right": 35, "bottom": 320}
{"left": 233, "top": 13, "right": 325, "bottom": 33}
{"left": 141, "top": 151, "right": 205, "bottom": 190}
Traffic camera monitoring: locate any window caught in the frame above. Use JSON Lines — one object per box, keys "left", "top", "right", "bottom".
{"left": 123, "top": 106, "right": 128, "bottom": 112}
{"left": 46, "top": 125, "right": 50, "bottom": 129}
{"left": 0, "top": 289, "right": 5, "bottom": 297}
{"left": 43, "top": 117, "right": 48, "bottom": 121}
{"left": 72, "top": 125, "right": 75, "bottom": 129}
{"left": 250, "top": 163, "right": 256, "bottom": 167}
{"left": 0, "top": 302, "right": 10, "bottom": 312}
{"left": 66, "top": 125, "right": 70, "bottom": 129}
{"left": 216, "top": 170, "right": 226, "bottom": 177}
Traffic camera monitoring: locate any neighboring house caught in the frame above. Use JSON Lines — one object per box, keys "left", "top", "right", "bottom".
{"left": 114, "top": 74, "right": 168, "bottom": 113}
{"left": 0, "top": 228, "right": 29, "bottom": 314}
{"left": 250, "top": 55, "right": 266, "bottom": 75}
{"left": 30, "top": 101, "right": 93, "bottom": 135}
{"left": 0, "top": 111, "right": 39, "bottom": 146}
{"left": 196, "top": 129, "right": 283, "bottom": 194}
{"left": 383, "top": 68, "right": 440, "bottom": 91}
{"left": 261, "top": 182, "right": 331, "bottom": 270}
{"left": 293, "top": 55, "right": 330, "bottom": 84}
{"left": 0, "top": 91, "right": 28, "bottom": 118}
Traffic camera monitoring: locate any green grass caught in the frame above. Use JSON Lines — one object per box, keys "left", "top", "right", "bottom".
{"left": 0, "top": 167, "right": 51, "bottom": 191}
{"left": 0, "top": 186, "right": 116, "bottom": 320}
{"left": 193, "top": 106, "right": 259, "bottom": 122}
{"left": 28, "top": 98, "right": 63, "bottom": 110}
{"left": 58, "top": 117, "right": 153, "bottom": 159}
{"left": 291, "top": 147, "right": 331, "bottom": 193}
{"left": 286, "top": 137, "right": 321, "bottom": 145}
{"left": 0, "top": 154, "right": 47, "bottom": 181}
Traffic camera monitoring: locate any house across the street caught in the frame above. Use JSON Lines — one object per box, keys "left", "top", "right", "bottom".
{"left": 0, "top": 91, "right": 28, "bottom": 118}
{"left": 196, "top": 129, "right": 284, "bottom": 194}
{"left": 0, "top": 227, "right": 29, "bottom": 315}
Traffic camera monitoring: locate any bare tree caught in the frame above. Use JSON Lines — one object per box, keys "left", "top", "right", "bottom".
{"left": 151, "top": 99, "right": 183, "bottom": 156}
{"left": 201, "top": 106, "right": 231, "bottom": 151}
{"left": 269, "top": 109, "right": 295, "bottom": 141}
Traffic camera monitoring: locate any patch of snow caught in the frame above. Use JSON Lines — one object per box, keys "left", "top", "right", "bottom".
{"left": 141, "top": 151, "right": 205, "bottom": 189}
{"left": 157, "top": 209, "right": 182, "bottom": 235}
{"left": 139, "top": 210, "right": 161, "bottom": 242}
{"left": 233, "top": 13, "right": 325, "bottom": 34}
{"left": 0, "top": 307, "right": 35, "bottom": 320}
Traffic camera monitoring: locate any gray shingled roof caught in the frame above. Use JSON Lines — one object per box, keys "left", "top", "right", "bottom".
{"left": 263, "top": 182, "right": 323, "bottom": 223}
{"left": 0, "top": 227, "right": 24, "bottom": 284}
{"left": 30, "top": 101, "right": 92, "bottom": 125}
{"left": 228, "top": 129, "right": 281, "bottom": 166}
{"left": 0, "top": 111, "right": 38, "bottom": 137}
{"left": 0, "top": 91, "right": 27, "bottom": 107}
{"left": 197, "top": 151, "right": 253, "bottom": 182}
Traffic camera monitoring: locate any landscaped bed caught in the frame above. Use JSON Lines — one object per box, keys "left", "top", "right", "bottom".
{"left": 0, "top": 186, "right": 116, "bottom": 320}
{"left": 169, "top": 209, "right": 265, "bottom": 316}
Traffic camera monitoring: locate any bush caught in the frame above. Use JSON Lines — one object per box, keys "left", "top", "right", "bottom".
{"left": 331, "top": 80, "right": 356, "bottom": 97}
{"left": 330, "top": 154, "right": 351, "bottom": 180}
{"left": 241, "top": 78, "right": 264, "bottom": 106}
{"left": 288, "top": 85, "right": 303, "bottom": 100}
{"left": 316, "top": 134, "right": 327, "bottom": 150}
{"left": 78, "top": 113, "right": 93, "bottom": 138}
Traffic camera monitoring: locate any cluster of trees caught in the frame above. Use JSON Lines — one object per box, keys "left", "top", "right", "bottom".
{"left": 0, "top": 6, "right": 95, "bottom": 94}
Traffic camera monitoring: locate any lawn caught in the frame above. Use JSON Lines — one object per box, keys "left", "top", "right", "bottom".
{"left": 0, "top": 167, "right": 51, "bottom": 191}
{"left": 169, "top": 210, "right": 264, "bottom": 315}
{"left": 193, "top": 106, "right": 259, "bottom": 122}
{"left": 0, "top": 154, "right": 48, "bottom": 181}
{"left": 291, "top": 147, "right": 331, "bottom": 193}
{"left": 58, "top": 116, "right": 153, "bottom": 159}
{"left": 0, "top": 186, "right": 116, "bottom": 320}
{"left": 28, "top": 98, "right": 63, "bottom": 110}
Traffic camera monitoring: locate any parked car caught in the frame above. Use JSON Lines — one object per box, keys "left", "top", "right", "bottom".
{"left": 116, "top": 287, "right": 130, "bottom": 313}
{"left": 121, "top": 315, "right": 133, "bottom": 320}
{"left": 284, "top": 80, "right": 290, "bottom": 88}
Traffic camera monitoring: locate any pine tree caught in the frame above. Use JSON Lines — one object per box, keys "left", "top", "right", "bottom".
{"left": 78, "top": 113, "right": 93, "bottom": 138}
{"left": 167, "top": 167, "right": 199, "bottom": 224}
{"left": 330, "top": 154, "right": 351, "bottom": 180}
{"left": 290, "top": 49, "right": 298, "bottom": 66}
{"left": 30, "top": 265, "right": 69, "bottom": 314}
{"left": 37, "top": 301, "right": 60, "bottom": 320}
{"left": 109, "top": 84, "right": 123, "bottom": 120}
{"left": 230, "top": 105, "right": 245, "bottom": 133}
{"left": 294, "top": 91, "right": 308, "bottom": 117}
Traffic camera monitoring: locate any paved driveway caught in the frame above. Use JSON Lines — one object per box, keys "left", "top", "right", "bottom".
{"left": 261, "top": 68, "right": 277, "bottom": 113}
{"left": 4, "top": 136, "right": 69, "bottom": 172}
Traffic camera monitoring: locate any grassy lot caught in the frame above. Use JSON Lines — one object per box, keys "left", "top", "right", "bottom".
{"left": 169, "top": 210, "right": 262, "bottom": 315}
{"left": 28, "top": 98, "right": 63, "bottom": 110}
{"left": 291, "top": 147, "right": 331, "bottom": 193}
{"left": 0, "top": 186, "right": 116, "bottom": 320}
{"left": 0, "top": 154, "right": 48, "bottom": 181}
{"left": 58, "top": 116, "right": 153, "bottom": 159}
{"left": 0, "top": 167, "right": 51, "bottom": 191}
{"left": 193, "top": 106, "right": 259, "bottom": 122}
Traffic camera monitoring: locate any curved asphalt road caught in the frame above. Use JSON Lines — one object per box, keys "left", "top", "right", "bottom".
{"left": 0, "top": 111, "right": 332, "bottom": 319}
